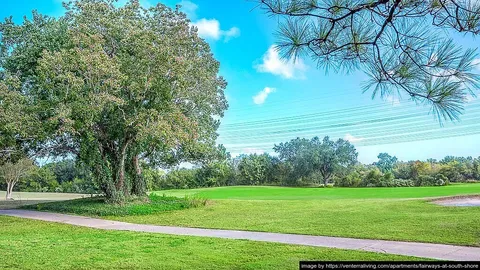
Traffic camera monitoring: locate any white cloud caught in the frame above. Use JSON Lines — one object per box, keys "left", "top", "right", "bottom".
{"left": 255, "top": 46, "right": 307, "bottom": 79}
{"left": 344, "top": 134, "right": 365, "bottom": 143}
{"left": 223, "top": 27, "right": 241, "bottom": 42}
{"left": 253, "top": 87, "right": 276, "bottom": 105}
{"left": 192, "top": 18, "right": 240, "bottom": 42}
{"left": 192, "top": 19, "right": 221, "bottom": 39}
{"left": 178, "top": 0, "right": 198, "bottom": 20}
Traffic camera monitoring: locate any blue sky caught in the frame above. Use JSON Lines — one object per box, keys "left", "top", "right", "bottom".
{"left": 3, "top": 0, "right": 480, "bottom": 163}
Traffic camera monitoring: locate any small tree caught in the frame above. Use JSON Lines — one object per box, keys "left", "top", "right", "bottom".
{"left": 0, "top": 159, "right": 35, "bottom": 200}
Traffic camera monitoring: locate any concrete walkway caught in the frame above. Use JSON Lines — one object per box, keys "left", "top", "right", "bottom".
{"left": 1, "top": 209, "right": 479, "bottom": 261}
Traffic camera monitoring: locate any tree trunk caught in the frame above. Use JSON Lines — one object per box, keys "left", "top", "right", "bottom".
{"left": 115, "top": 141, "right": 130, "bottom": 196}
{"left": 131, "top": 155, "right": 146, "bottom": 196}
{"left": 6, "top": 181, "right": 13, "bottom": 200}
{"left": 321, "top": 170, "right": 331, "bottom": 187}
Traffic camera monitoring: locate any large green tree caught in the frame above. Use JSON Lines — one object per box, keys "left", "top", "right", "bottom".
{"left": 0, "top": 77, "right": 44, "bottom": 164}
{"left": 0, "top": 0, "right": 227, "bottom": 202}
{"left": 274, "top": 136, "right": 358, "bottom": 185}
{"left": 257, "top": 0, "right": 480, "bottom": 121}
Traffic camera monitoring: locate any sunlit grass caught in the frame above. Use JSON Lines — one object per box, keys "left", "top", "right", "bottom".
{"left": 0, "top": 216, "right": 424, "bottom": 270}
{"left": 155, "top": 184, "right": 480, "bottom": 200}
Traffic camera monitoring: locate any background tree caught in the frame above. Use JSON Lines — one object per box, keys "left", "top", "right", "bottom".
{"left": 257, "top": 0, "right": 480, "bottom": 121}
{"left": 375, "top": 153, "right": 398, "bottom": 173}
{"left": 1, "top": 0, "right": 227, "bottom": 202}
{"left": 236, "top": 153, "right": 275, "bottom": 185}
{"left": 274, "top": 136, "right": 358, "bottom": 185}
{"left": 0, "top": 158, "right": 35, "bottom": 200}
{"left": 19, "top": 166, "right": 58, "bottom": 193}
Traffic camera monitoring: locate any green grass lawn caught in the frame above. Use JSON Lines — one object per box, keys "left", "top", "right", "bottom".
{"left": 156, "top": 183, "right": 480, "bottom": 200}
{"left": 17, "top": 184, "right": 480, "bottom": 246}
{"left": 120, "top": 184, "right": 479, "bottom": 246}
{"left": 0, "top": 216, "right": 423, "bottom": 270}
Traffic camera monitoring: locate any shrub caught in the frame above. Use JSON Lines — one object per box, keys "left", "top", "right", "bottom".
{"left": 391, "top": 179, "right": 415, "bottom": 187}
{"left": 435, "top": 179, "right": 445, "bottom": 186}
{"left": 23, "top": 193, "right": 204, "bottom": 217}
{"left": 361, "top": 169, "right": 383, "bottom": 187}
{"left": 379, "top": 171, "right": 394, "bottom": 187}
{"left": 435, "top": 173, "right": 449, "bottom": 186}
{"left": 335, "top": 171, "right": 362, "bottom": 187}
{"left": 416, "top": 175, "right": 436, "bottom": 186}
{"left": 185, "top": 195, "right": 209, "bottom": 208}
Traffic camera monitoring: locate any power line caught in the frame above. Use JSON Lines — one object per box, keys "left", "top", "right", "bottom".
{"left": 219, "top": 102, "right": 480, "bottom": 137}
{"left": 221, "top": 99, "right": 480, "bottom": 130}
{"left": 225, "top": 125, "right": 480, "bottom": 152}
{"left": 220, "top": 112, "right": 480, "bottom": 143}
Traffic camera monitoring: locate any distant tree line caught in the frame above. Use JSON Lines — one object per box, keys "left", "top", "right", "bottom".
{"left": 0, "top": 160, "right": 98, "bottom": 195}
{"left": 4, "top": 136, "right": 480, "bottom": 193}
{"left": 158, "top": 137, "right": 480, "bottom": 190}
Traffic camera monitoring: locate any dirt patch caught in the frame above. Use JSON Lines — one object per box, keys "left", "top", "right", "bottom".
{"left": 431, "top": 195, "right": 480, "bottom": 207}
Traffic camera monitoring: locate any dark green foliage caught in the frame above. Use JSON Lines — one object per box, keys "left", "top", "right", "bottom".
{"left": 22, "top": 193, "right": 205, "bottom": 216}
{"left": 362, "top": 168, "right": 383, "bottom": 187}
{"left": 161, "top": 169, "right": 199, "bottom": 190}
{"left": 17, "top": 166, "right": 58, "bottom": 192}
{"left": 416, "top": 175, "right": 436, "bottom": 187}
{"left": 274, "top": 136, "right": 358, "bottom": 185}
{"left": 158, "top": 140, "right": 480, "bottom": 190}
{"left": 335, "top": 171, "right": 362, "bottom": 187}
{"left": 236, "top": 153, "right": 275, "bottom": 185}
{"left": 143, "top": 166, "right": 165, "bottom": 191}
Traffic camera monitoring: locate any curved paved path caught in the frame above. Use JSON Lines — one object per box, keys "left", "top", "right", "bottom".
{"left": 1, "top": 209, "right": 480, "bottom": 261}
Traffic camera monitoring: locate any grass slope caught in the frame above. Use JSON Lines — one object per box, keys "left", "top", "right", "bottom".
{"left": 0, "top": 216, "right": 423, "bottom": 270}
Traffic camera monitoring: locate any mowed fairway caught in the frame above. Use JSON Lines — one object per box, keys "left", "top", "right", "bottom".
{"left": 0, "top": 216, "right": 422, "bottom": 270}
{"left": 102, "top": 184, "right": 480, "bottom": 246}
{"left": 159, "top": 184, "right": 480, "bottom": 200}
